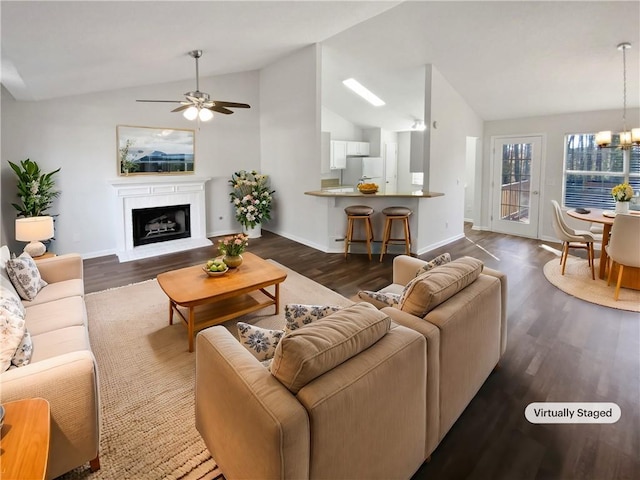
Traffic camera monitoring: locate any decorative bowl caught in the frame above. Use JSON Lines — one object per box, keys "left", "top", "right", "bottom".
{"left": 358, "top": 183, "right": 378, "bottom": 194}
{"left": 202, "top": 265, "right": 229, "bottom": 277}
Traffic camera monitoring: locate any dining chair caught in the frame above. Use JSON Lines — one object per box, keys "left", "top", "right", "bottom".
{"left": 550, "top": 200, "right": 596, "bottom": 279}
{"left": 605, "top": 213, "right": 640, "bottom": 300}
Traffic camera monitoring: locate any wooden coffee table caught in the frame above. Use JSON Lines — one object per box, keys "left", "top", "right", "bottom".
{"left": 157, "top": 252, "right": 287, "bottom": 352}
{"left": 1, "top": 398, "right": 51, "bottom": 480}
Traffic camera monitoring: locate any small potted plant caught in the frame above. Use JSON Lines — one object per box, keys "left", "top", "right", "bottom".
{"left": 217, "top": 233, "right": 249, "bottom": 268}
{"left": 611, "top": 182, "right": 634, "bottom": 214}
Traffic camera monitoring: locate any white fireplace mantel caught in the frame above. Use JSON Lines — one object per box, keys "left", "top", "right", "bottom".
{"left": 109, "top": 176, "right": 212, "bottom": 262}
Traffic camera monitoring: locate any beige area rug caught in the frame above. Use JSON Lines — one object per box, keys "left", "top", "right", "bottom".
{"left": 59, "top": 261, "right": 353, "bottom": 480}
{"left": 543, "top": 256, "right": 640, "bottom": 312}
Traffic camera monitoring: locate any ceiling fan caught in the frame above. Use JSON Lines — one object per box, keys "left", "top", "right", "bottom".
{"left": 136, "top": 50, "right": 250, "bottom": 122}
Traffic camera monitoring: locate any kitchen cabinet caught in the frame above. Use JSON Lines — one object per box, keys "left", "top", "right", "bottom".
{"left": 330, "top": 140, "right": 347, "bottom": 169}
{"left": 346, "top": 141, "right": 370, "bottom": 156}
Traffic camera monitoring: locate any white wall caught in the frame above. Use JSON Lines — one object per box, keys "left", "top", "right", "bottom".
{"left": 259, "top": 44, "right": 327, "bottom": 250}
{"left": 418, "top": 66, "right": 484, "bottom": 250}
{"left": 1, "top": 71, "right": 261, "bottom": 257}
{"left": 321, "top": 106, "right": 363, "bottom": 141}
{"left": 482, "top": 107, "right": 640, "bottom": 240}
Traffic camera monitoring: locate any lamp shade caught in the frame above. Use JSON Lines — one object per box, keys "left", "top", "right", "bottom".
{"left": 15, "top": 216, "right": 54, "bottom": 241}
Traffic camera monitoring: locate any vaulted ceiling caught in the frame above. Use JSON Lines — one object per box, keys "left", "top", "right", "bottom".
{"left": 2, "top": 1, "right": 639, "bottom": 132}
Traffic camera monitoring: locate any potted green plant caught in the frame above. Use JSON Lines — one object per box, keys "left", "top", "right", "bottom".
{"left": 8, "top": 159, "right": 61, "bottom": 217}
{"left": 228, "top": 170, "right": 275, "bottom": 238}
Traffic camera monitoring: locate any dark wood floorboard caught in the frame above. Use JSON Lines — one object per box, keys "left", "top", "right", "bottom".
{"left": 83, "top": 226, "right": 640, "bottom": 480}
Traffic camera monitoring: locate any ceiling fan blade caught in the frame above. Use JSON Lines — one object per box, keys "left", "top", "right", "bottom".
{"left": 207, "top": 106, "right": 234, "bottom": 115}
{"left": 171, "top": 105, "right": 191, "bottom": 113}
{"left": 213, "top": 101, "right": 251, "bottom": 109}
{"left": 136, "top": 99, "right": 183, "bottom": 103}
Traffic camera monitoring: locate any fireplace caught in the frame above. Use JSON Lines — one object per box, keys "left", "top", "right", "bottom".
{"left": 110, "top": 176, "right": 212, "bottom": 262}
{"left": 132, "top": 204, "right": 191, "bottom": 246}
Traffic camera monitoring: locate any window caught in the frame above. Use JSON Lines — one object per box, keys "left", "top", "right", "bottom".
{"left": 563, "top": 133, "right": 640, "bottom": 209}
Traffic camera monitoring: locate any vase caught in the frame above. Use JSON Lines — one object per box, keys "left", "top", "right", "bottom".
{"left": 223, "top": 254, "right": 243, "bottom": 269}
{"left": 243, "top": 224, "right": 262, "bottom": 239}
{"left": 615, "top": 201, "right": 629, "bottom": 214}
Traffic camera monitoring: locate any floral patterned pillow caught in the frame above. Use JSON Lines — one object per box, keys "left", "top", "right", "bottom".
{"left": 356, "top": 291, "right": 400, "bottom": 309}
{"left": 11, "top": 329, "right": 33, "bottom": 368}
{"left": 284, "top": 304, "right": 343, "bottom": 334}
{"left": 5, "top": 252, "right": 47, "bottom": 301}
{"left": 415, "top": 253, "right": 452, "bottom": 277}
{"left": 0, "top": 307, "right": 26, "bottom": 372}
{"left": 237, "top": 304, "right": 344, "bottom": 365}
{"left": 237, "top": 323, "right": 284, "bottom": 362}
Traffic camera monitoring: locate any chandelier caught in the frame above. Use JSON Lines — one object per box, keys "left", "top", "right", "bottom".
{"left": 596, "top": 42, "right": 640, "bottom": 149}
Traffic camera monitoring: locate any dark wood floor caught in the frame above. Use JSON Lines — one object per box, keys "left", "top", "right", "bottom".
{"left": 83, "top": 227, "right": 639, "bottom": 480}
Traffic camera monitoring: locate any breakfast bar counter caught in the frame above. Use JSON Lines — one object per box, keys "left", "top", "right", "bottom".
{"left": 304, "top": 190, "right": 444, "bottom": 198}
{"left": 305, "top": 188, "right": 447, "bottom": 256}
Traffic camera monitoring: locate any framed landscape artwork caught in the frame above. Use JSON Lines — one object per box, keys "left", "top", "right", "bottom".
{"left": 117, "top": 125, "right": 195, "bottom": 176}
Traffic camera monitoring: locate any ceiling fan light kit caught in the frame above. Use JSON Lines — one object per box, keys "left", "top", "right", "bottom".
{"left": 136, "top": 50, "right": 250, "bottom": 122}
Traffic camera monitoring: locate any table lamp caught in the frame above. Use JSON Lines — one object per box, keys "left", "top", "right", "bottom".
{"left": 15, "top": 216, "right": 54, "bottom": 257}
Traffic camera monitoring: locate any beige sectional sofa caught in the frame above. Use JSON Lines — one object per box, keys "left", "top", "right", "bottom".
{"left": 365, "top": 254, "right": 508, "bottom": 458}
{"left": 195, "top": 254, "right": 507, "bottom": 479}
{"left": 0, "top": 246, "right": 100, "bottom": 479}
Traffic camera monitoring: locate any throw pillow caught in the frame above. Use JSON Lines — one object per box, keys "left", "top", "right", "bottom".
{"left": 399, "top": 256, "right": 484, "bottom": 318}
{"left": 0, "top": 306, "right": 26, "bottom": 372}
{"left": 11, "top": 329, "right": 33, "bottom": 368}
{"left": 1, "top": 277, "right": 26, "bottom": 319}
{"left": 5, "top": 252, "right": 47, "bottom": 301}
{"left": 237, "top": 323, "right": 284, "bottom": 362}
{"left": 271, "top": 303, "right": 391, "bottom": 394}
{"left": 415, "top": 253, "right": 452, "bottom": 276}
{"left": 356, "top": 290, "right": 400, "bottom": 309}
{"left": 284, "top": 304, "right": 343, "bottom": 334}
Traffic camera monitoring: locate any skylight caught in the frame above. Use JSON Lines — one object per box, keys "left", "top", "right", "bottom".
{"left": 342, "top": 78, "right": 385, "bottom": 107}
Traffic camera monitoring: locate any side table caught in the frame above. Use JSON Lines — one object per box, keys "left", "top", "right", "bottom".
{"left": 0, "top": 398, "right": 51, "bottom": 480}
{"left": 33, "top": 252, "right": 57, "bottom": 261}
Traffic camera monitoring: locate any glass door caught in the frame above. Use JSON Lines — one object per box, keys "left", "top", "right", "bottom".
{"left": 491, "top": 136, "right": 543, "bottom": 238}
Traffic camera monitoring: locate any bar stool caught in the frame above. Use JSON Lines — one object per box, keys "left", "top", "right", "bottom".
{"left": 344, "top": 205, "right": 375, "bottom": 260}
{"left": 379, "top": 206, "right": 412, "bottom": 262}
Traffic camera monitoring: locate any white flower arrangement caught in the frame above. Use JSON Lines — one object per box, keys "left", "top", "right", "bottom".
{"left": 229, "top": 170, "right": 275, "bottom": 228}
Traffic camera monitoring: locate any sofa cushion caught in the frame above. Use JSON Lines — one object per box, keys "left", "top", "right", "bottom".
{"left": 11, "top": 329, "right": 33, "bottom": 368}
{"left": 5, "top": 252, "right": 47, "bottom": 301}
{"left": 22, "top": 279, "right": 84, "bottom": 307}
{"left": 398, "top": 257, "right": 484, "bottom": 318}
{"left": 415, "top": 253, "right": 451, "bottom": 276}
{"left": 30, "top": 326, "right": 89, "bottom": 363}
{"left": 284, "top": 304, "right": 343, "bottom": 334}
{"left": 24, "top": 295, "right": 87, "bottom": 336}
{"left": 270, "top": 302, "right": 391, "bottom": 394}
{"left": 357, "top": 290, "right": 400, "bottom": 309}
{"left": 237, "top": 323, "right": 284, "bottom": 362}
{"left": 1, "top": 304, "right": 26, "bottom": 372}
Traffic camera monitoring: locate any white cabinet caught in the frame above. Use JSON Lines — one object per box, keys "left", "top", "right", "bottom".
{"left": 346, "top": 141, "right": 370, "bottom": 156}
{"left": 330, "top": 141, "right": 347, "bottom": 169}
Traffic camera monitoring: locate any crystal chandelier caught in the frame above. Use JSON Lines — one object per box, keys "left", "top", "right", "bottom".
{"left": 596, "top": 42, "right": 640, "bottom": 149}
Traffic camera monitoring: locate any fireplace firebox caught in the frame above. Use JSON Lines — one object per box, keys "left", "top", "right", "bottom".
{"left": 132, "top": 204, "right": 191, "bottom": 247}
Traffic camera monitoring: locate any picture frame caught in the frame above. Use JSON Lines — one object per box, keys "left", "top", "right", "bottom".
{"left": 116, "top": 125, "right": 195, "bottom": 176}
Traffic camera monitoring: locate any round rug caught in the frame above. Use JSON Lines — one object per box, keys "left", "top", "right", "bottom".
{"left": 543, "top": 257, "right": 640, "bottom": 312}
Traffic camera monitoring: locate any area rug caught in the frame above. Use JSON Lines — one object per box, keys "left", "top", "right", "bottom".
{"left": 59, "top": 261, "right": 353, "bottom": 480}
{"left": 543, "top": 256, "right": 640, "bottom": 312}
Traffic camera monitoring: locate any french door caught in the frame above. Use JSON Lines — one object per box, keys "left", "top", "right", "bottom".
{"left": 491, "top": 135, "right": 543, "bottom": 238}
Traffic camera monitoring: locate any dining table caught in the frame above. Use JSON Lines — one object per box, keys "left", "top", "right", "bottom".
{"left": 567, "top": 207, "right": 640, "bottom": 290}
